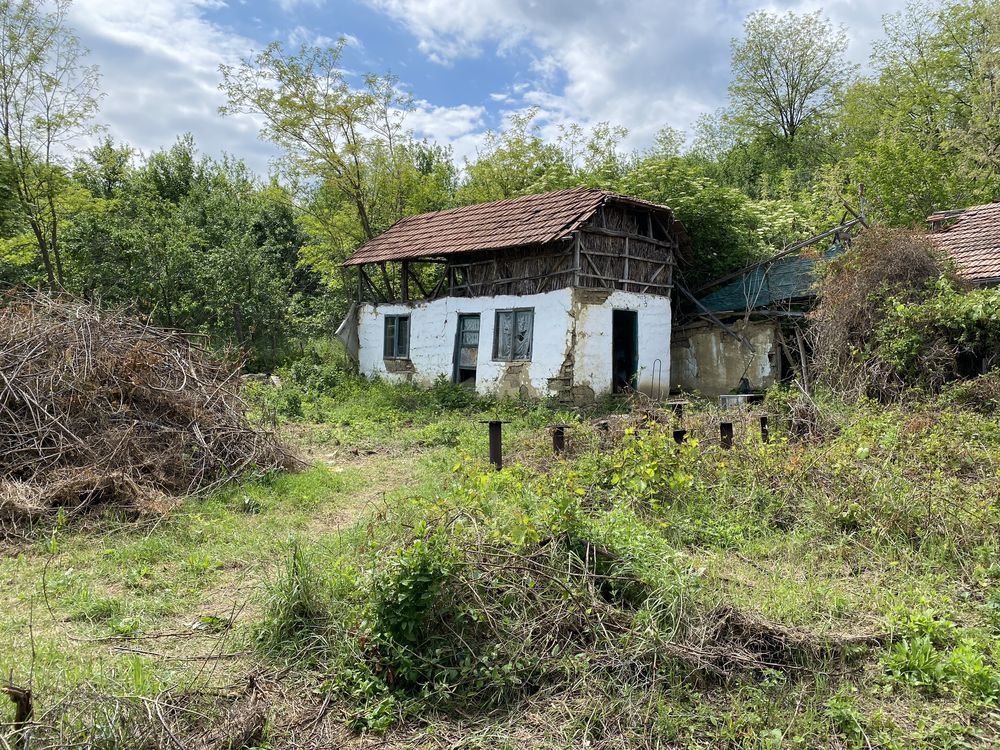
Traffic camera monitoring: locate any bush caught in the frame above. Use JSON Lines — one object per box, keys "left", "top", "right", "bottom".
{"left": 810, "top": 227, "right": 961, "bottom": 399}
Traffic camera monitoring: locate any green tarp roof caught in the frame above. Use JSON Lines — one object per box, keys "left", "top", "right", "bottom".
{"left": 697, "top": 244, "right": 842, "bottom": 314}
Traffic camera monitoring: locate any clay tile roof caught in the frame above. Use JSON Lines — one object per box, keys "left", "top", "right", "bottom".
{"left": 928, "top": 201, "right": 1000, "bottom": 284}
{"left": 343, "top": 186, "right": 674, "bottom": 266}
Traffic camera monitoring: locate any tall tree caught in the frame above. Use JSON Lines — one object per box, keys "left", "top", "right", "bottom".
{"left": 0, "top": 0, "right": 100, "bottom": 287}
{"left": 839, "top": 0, "right": 1000, "bottom": 223}
{"left": 219, "top": 40, "right": 418, "bottom": 244}
{"left": 729, "top": 10, "right": 855, "bottom": 143}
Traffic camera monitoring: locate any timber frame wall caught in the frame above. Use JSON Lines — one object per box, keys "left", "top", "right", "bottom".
{"left": 355, "top": 202, "right": 678, "bottom": 304}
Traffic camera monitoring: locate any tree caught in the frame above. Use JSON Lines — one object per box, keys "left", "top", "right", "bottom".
{"left": 0, "top": 0, "right": 100, "bottom": 287}
{"left": 457, "top": 110, "right": 631, "bottom": 204}
{"left": 220, "top": 40, "right": 419, "bottom": 244}
{"left": 729, "top": 10, "right": 855, "bottom": 143}
{"left": 838, "top": 0, "right": 1000, "bottom": 224}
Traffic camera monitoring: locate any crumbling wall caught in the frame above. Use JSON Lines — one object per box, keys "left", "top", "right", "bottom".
{"left": 670, "top": 319, "right": 781, "bottom": 396}
{"left": 573, "top": 289, "right": 673, "bottom": 401}
{"left": 357, "top": 287, "right": 674, "bottom": 403}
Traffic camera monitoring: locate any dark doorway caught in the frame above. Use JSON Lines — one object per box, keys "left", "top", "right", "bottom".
{"left": 612, "top": 310, "right": 638, "bottom": 392}
{"left": 453, "top": 313, "right": 480, "bottom": 385}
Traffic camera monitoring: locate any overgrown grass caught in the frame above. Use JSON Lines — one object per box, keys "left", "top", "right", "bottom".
{"left": 4, "top": 378, "right": 999, "bottom": 748}
{"left": 248, "top": 388, "right": 1000, "bottom": 748}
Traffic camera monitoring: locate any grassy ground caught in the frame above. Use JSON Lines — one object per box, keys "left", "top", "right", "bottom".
{"left": 2, "top": 375, "right": 999, "bottom": 749}
{"left": 0, "top": 380, "right": 571, "bottom": 727}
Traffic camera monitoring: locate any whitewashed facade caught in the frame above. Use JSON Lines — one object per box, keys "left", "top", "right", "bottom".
{"left": 357, "top": 288, "right": 672, "bottom": 400}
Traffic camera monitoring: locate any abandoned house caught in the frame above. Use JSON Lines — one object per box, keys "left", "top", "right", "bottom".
{"left": 340, "top": 187, "right": 684, "bottom": 402}
{"left": 670, "top": 219, "right": 864, "bottom": 397}
{"left": 928, "top": 201, "right": 1000, "bottom": 287}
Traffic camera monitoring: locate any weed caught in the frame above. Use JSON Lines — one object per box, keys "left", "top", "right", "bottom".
{"left": 254, "top": 542, "right": 330, "bottom": 657}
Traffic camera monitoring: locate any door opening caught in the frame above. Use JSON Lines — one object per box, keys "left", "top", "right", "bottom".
{"left": 612, "top": 310, "right": 638, "bottom": 393}
{"left": 454, "top": 313, "right": 480, "bottom": 385}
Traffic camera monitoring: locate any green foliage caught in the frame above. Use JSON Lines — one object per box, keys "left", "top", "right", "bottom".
{"left": 254, "top": 542, "right": 331, "bottom": 657}
{"left": 729, "top": 10, "right": 854, "bottom": 141}
{"left": 874, "top": 280, "right": 1000, "bottom": 389}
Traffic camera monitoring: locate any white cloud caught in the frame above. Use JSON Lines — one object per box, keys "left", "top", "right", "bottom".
{"left": 69, "top": 0, "right": 277, "bottom": 171}
{"left": 274, "top": 0, "right": 325, "bottom": 12}
{"left": 288, "top": 24, "right": 334, "bottom": 48}
{"left": 365, "top": 0, "right": 909, "bottom": 152}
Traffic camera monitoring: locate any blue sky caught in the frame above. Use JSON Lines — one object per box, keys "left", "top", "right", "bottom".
{"left": 66, "top": 0, "right": 907, "bottom": 174}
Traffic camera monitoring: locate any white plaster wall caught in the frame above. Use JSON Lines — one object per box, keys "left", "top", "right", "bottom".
{"left": 574, "top": 291, "right": 672, "bottom": 398}
{"left": 357, "top": 288, "right": 576, "bottom": 397}
{"left": 358, "top": 288, "right": 673, "bottom": 400}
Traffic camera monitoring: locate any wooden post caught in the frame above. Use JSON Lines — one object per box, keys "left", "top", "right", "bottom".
{"left": 624, "top": 235, "right": 630, "bottom": 291}
{"left": 760, "top": 415, "right": 770, "bottom": 443}
{"left": 357, "top": 264, "right": 364, "bottom": 302}
{"left": 401, "top": 260, "right": 410, "bottom": 303}
{"left": 573, "top": 233, "right": 581, "bottom": 288}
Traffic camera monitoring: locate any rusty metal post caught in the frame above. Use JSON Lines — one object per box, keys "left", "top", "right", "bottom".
{"left": 760, "top": 415, "right": 770, "bottom": 443}
{"left": 488, "top": 420, "right": 503, "bottom": 470}
{"left": 673, "top": 429, "right": 687, "bottom": 444}
{"left": 552, "top": 424, "right": 567, "bottom": 454}
{"left": 720, "top": 422, "right": 734, "bottom": 449}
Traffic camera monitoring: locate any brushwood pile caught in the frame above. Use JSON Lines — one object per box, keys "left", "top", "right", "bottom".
{"left": 0, "top": 294, "right": 294, "bottom": 530}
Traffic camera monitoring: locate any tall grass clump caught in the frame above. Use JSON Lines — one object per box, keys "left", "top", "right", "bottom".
{"left": 254, "top": 541, "right": 333, "bottom": 659}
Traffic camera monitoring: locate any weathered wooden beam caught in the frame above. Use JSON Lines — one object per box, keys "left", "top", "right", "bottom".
{"left": 577, "top": 273, "right": 671, "bottom": 290}
{"left": 693, "top": 218, "right": 865, "bottom": 295}
{"left": 409, "top": 265, "right": 430, "bottom": 298}
{"left": 377, "top": 261, "right": 395, "bottom": 301}
{"left": 400, "top": 260, "right": 410, "bottom": 303}
{"left": 624, "top": 235, "right": 630, "bottom": 291}
{"left": 640, "top": 262, "right": 668, "bottom": 293}
{"left": 573, "top": 232, "right": 581, "bottom": 287}
{"left": 359, "top": 265, "right": 382, "bottom": 303}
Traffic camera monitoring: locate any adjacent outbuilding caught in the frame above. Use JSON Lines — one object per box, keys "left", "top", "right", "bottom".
{"left": 928, "top": 201, "right": 1000, "bottom": 287}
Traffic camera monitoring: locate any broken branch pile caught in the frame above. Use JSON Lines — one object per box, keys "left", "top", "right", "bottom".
{"left": 0, "top": 294, "right": 295, "bottom": 529}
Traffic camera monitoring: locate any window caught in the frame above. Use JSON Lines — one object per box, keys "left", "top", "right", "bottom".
{"left": 493, "top": 308, "right": 533, "bottom": 361}
{"left": 383, "top": 315, "right": 410, "bottom": 359}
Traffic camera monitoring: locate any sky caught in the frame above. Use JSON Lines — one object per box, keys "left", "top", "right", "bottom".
{"left": 66, "top": 0, "right": 909, "bottom": 175}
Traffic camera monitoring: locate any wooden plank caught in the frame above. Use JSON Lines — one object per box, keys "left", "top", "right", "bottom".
{"left": 577, "top": 272, "right": 671, "bottom": 290}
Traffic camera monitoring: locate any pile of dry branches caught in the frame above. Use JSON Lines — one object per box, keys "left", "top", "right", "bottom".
{"left": 0, "top": 294, "right": 295, "bottom": 530}
{"left": 809, "top": 227, "right": 950, "bottom": 399}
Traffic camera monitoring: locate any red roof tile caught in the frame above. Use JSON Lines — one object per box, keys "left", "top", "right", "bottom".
{"left": 929, "top": 201, "right": 1000, "bottom": 283}
{"left": 343, "top": 187, "right": 674, "bottom": 266}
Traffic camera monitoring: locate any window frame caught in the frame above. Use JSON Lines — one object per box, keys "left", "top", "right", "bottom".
{"left": 492, "top": 307, "right": 534, "bottom": 362}
{"left": 383, "top": 314, "right": 410, "bottom": 359}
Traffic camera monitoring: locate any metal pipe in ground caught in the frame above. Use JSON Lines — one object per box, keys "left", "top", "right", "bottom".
{"left": 487, "top": 420, "right": 503, "bottom": 470}
{"left": 552, "top": 424, "right": 567, "bottom": 454}
{"left": 720, "top": 422, "right": 734, "bottom": 449}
